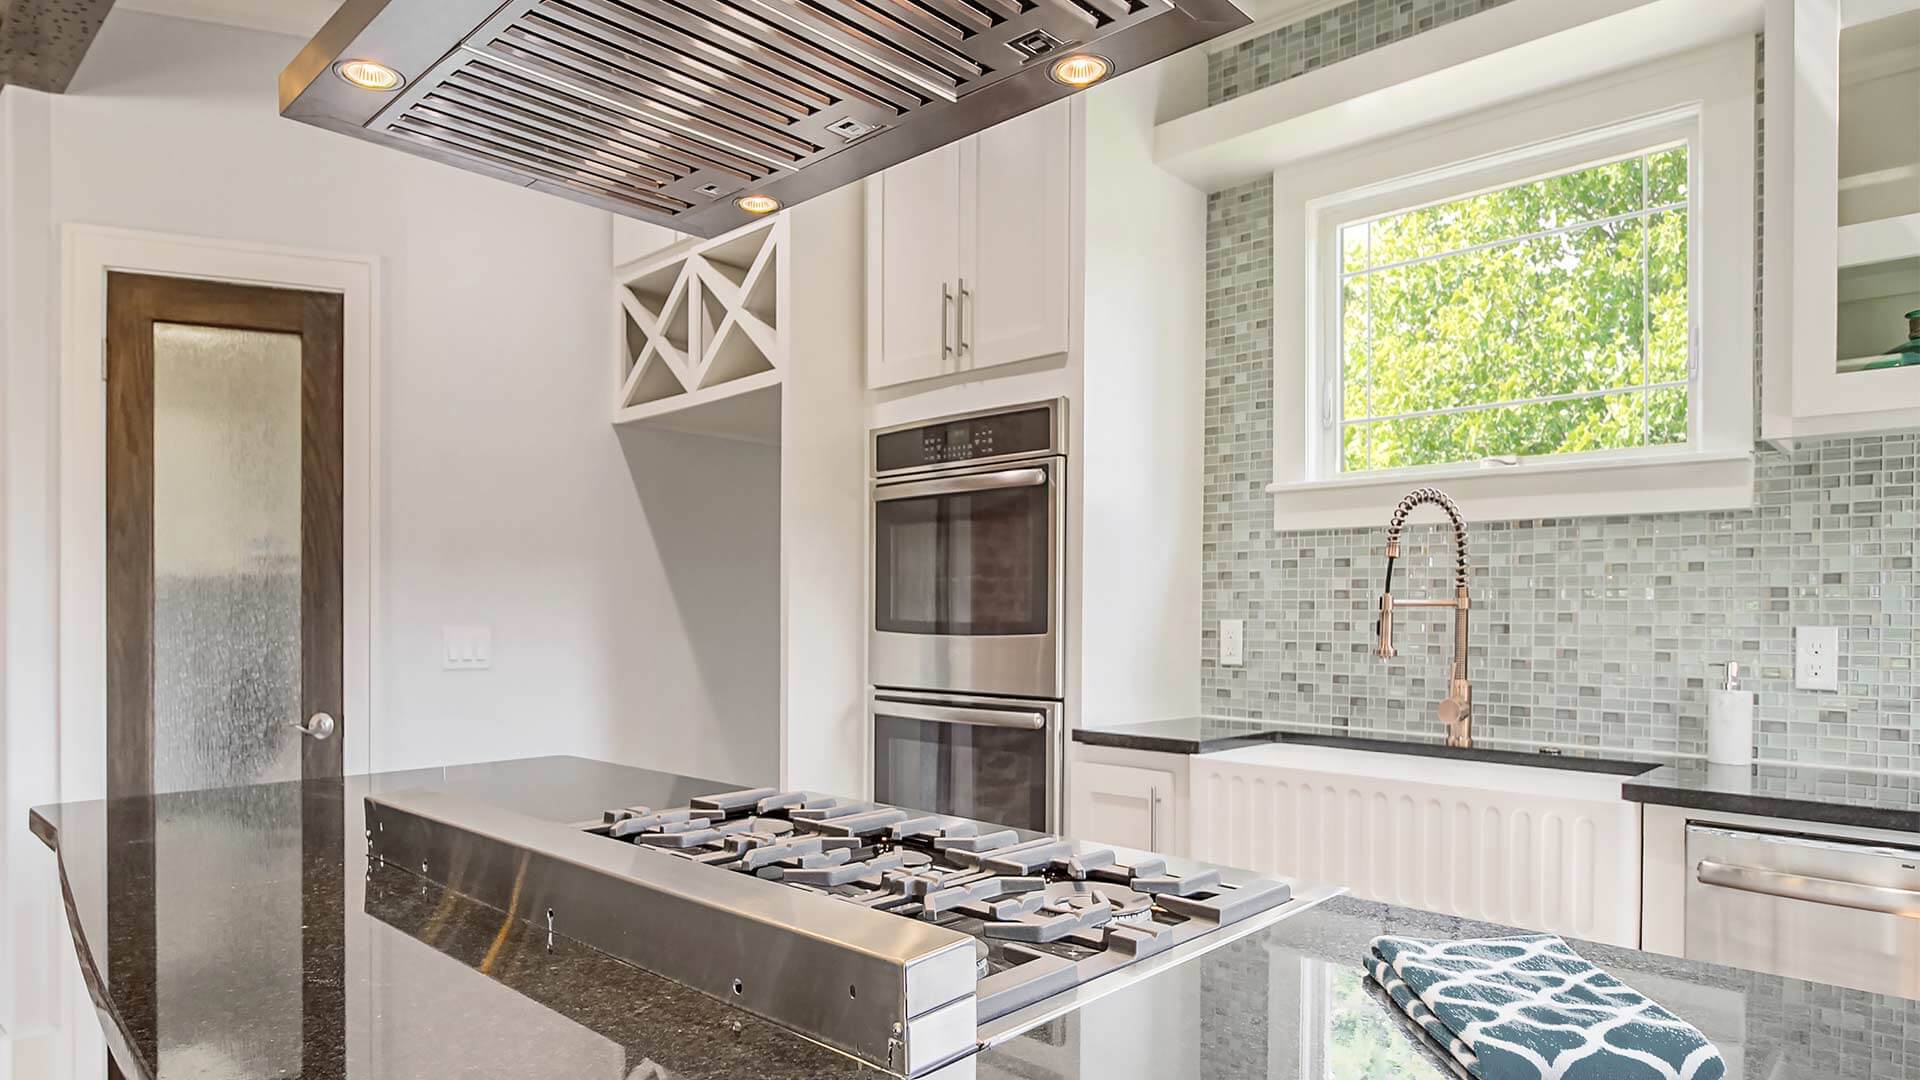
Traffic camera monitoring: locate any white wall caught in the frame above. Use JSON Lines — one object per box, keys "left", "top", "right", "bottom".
{"left": 611, "top": 426, "right": 780, "bottom": 788}
{"left": 24, "top": 6, "right": 776, "bottom": 782}
{"left": 780, "top": 185, "right": 870, "bottom": 797}
{"left": 1, "top": 9, "right": 778, "bottom": 1069}
{"left": 613, "top": 217, "right": 688, "bottom": 266}
{"left": 1078, "top": 68, "right": 1206, "bottom": 728}
{"left": 2, "top": 80, "right": 88, "bottom": 1080}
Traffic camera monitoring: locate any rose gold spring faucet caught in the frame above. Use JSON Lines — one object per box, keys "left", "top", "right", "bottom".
{"left": 1376, "top": 487, "right": 1474, "bottom": 748}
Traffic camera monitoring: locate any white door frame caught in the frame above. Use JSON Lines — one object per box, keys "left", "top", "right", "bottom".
{"left": 60, "top": 224, "right": 380, "bottom": 795}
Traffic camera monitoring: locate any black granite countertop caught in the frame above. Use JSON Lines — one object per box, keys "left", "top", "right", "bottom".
{"left": 29, "top": 756, "right": 1920, "bottom": 1079}
{"left": 1069, "top": 715, "right": 1286, "bottom": 754}
{"left": 1073, "top": 717, "right": 1661, "bottom": 775}
{"left": 1078, "top": 720, "right": 1920, "bottom": 833}
{"left": 1624, "top": 759, "right": 1920, "bottom": 834}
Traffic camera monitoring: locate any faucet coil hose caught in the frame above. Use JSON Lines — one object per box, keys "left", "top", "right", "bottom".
{"left": 1383, "top": 487, "right": 1470, "bottom": 590}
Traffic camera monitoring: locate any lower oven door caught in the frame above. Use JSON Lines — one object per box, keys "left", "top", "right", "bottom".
{"left": 1685, "top": 823, "right": 1920, "bottom": 998}
{"left": 872, "top": 691, "right": 1061, "bottom": 834}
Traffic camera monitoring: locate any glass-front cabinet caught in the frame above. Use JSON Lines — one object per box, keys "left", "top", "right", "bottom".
{"left": 1837, "top": 4, "right": 1920, "bottom": 373}
{"left": 1765, "top": 0, "right": 1920, "bottom": 440}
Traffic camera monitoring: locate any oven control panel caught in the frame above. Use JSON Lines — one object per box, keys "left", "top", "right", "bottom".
{"left": 874, "top": 402, "right": 1060, "bottom": 475}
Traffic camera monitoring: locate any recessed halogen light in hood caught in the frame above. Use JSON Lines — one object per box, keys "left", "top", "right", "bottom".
{"left": 736, "top": 195, "right": 781, "bottom": 215}
{"left": 1049, "top": 54, "right": 1114, "bottom": 88}
{"left": 334, "top": 59, "right": 404, "bottom": 91}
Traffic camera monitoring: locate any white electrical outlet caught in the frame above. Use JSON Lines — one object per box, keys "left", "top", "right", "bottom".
{"left": 1219, "top": 619, "right": 1244, "bottom": 667}
{"left": 1794, "top": 625, "right": 1838, "bottom": 691}
{"left": 443, "top": 625, "right": 492, "bottom": 671}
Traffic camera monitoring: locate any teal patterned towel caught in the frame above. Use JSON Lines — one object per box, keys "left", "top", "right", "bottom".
{"left": 1363, "top": 961, "right": 1474, "bottom": 1079}
{"left": 1363, "top": 934, "right": 1725, "bottom": 1080}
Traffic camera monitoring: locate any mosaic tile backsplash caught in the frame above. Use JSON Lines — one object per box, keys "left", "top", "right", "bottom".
{"left": 1208, "top": 0, "right": 1515, "bottom": 106}
{"left": 1200, "top": 4, "right": 1917, "bottom": 770}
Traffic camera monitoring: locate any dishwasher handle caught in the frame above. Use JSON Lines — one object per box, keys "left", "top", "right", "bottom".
{"left": 1695, "top": 858, "right": 1920, "bottom": 918}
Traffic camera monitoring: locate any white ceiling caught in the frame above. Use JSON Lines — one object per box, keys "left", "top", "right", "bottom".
{"left": 115, "top": 0, "right": 344, "bottom": 38}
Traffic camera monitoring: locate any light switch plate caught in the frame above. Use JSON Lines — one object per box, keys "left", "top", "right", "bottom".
{"left": 1794, "top": 625, "right": 1838, "bottom": 691}
{"left": 443, "top": 625, "right": 492, "bottom": 671}
{"left": 1219, "top": 619, "right": 1244, "bottom": 667}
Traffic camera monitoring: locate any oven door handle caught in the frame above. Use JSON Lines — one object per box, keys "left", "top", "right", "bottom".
{"left": 875, "top": 699, "right": 1048, "bottom": 731}
{"left": 874, "top": 467, "right": 1048, "bottom": 502}
{"left": 1695, "top": 859, "right": 1920, "bottom": 917}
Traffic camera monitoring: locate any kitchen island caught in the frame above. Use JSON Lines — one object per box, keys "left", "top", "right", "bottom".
{"left": 30, "top": 757, "right": 1915, "bottom": 1079}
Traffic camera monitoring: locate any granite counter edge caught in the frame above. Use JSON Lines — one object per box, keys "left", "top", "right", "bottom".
{"left": 1619, "top": 779, "right": 1920, "bottom": 835}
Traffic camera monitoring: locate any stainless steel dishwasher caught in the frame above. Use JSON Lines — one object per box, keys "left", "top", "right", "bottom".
{"left": 1686, "top": 823, "right": 1920, "bottom": 997}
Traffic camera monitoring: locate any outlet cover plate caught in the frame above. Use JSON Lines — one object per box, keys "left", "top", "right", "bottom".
{"left": 1794, "top": 625, "right": 1838, "bottom": 691}
{"left": 1220, "top": 619, "right": 1244, "bottom": 667}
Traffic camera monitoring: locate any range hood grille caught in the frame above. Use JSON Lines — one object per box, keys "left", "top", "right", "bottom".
{"left": 282, "top": 0, "right": 1248, "bottom": 234}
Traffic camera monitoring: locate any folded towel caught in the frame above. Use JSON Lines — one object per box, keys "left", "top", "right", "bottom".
{"left": 1363, "top": 958, "right": 1474, "bottom": 1080}
{"left": 1363, "top": 933, "right": 1725, "bottom": 1080}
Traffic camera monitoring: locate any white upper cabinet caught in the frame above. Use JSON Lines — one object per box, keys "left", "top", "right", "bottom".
{"left": 963, "top": 103, "right": 1073, "bottom": 372}
{"left": 866, "top": 101, "right": 1073, "bottom": 389}
{"left": 1764, "top": 0, "right": 1920, "bottom": 440}
{"left": 869, "top": 141, "right": 964, "bottom": 390}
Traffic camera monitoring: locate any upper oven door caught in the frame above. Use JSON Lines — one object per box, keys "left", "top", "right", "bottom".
{"left": 871, "top": 458, "right": 1064, "bottom": 699}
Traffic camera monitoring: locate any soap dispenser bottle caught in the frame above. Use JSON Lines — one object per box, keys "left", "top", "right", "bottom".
{"left": 1706, "top": 661, "right": 1754, "bottom": 766}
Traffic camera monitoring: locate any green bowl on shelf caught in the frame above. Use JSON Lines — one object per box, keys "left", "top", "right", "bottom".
{"left": 1858, "top": 308, "right": 1920, "bottom": 371}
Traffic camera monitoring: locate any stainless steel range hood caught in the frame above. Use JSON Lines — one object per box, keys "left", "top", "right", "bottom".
{"left": 279, "top": 0, "right": 1248, "bottom": 236}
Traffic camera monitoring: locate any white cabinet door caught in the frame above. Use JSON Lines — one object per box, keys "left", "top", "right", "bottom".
{"left": 867, "top": 143, "right": 962, "bottom": 389}
{"left": 961, "top": 101, "right": 1072, "bottom": 372}
{"left": 1070, "top": 761, "right": 1174, "bottom": 852}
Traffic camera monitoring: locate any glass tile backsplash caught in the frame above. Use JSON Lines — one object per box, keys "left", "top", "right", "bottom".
{"left": 1208, "top": 0, "right": 1517, "bottom": 107}
{"left": 1202, "top": 6, "right": 1914, "bottom": 769}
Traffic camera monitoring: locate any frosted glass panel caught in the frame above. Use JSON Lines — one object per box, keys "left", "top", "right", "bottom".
{"left": 152, "top": 322, "right": 303, "bottom": 794}
{"left": 156, "top": 786, "right": 304, "bottom": 1079}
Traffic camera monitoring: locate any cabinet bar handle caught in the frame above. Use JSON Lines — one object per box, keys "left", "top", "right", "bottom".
{"left": 942, "top": 283, "right": 953, "bottom": 360}
{"left": 958, "top": 277, "right": 970, "bottom": 356}
{"left": 1148, "top": 785, "right": 1160, "bottom": 852}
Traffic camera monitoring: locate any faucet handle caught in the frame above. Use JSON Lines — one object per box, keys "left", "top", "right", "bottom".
{"left": 1375, "top": 594, "right": 1396, "bottom": 659}
{"left": 1439, "top": 681, "right": 1472, "bottom": 748}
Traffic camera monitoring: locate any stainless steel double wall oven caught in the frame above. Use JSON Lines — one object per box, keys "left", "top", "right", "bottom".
{"left": 871, "top": 400, "right": 1065, "bottom": 833}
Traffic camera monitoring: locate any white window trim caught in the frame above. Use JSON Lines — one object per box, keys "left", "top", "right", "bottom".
{"left": 1266, "top": 38, "right": 1756, "bottom": 530}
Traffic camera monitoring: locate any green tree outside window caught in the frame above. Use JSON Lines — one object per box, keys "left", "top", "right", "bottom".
{"left": 1340, "top": 146, "right": 1690, "bottom": 471}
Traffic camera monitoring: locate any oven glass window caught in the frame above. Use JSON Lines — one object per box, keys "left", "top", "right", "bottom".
{"left": 874, "top": 477, "right": 1050, "bottom": 636}
{"left": 873, "top": 712, "right": 1047, "bottom": 832}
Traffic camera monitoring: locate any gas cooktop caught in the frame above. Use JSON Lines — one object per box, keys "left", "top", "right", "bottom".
{"left": 363, "top": 784, "right": 1336, "bottom": 1077}
{"left": 587, "top": 786, "right": 1292, "bottom": 992}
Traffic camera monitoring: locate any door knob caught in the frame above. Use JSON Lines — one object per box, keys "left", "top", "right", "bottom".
{"left": 292, "top": 712, "right": 336, "bottom": 740}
